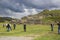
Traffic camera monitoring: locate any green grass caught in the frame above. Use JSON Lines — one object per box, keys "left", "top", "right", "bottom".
{"left": 0, "top": 23, "right": 51, "bottom": 36}
{"left": 34, "top": 25, "right": 60, "bottom": 40}
{"left": 34, "top": 32, "right": 60, "bottom": 40}
{"left": 0, "top": 23, "right": 60, "bottom": 40}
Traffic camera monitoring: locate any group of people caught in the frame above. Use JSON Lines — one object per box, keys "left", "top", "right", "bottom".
{"left": 3, "top": 23, "right": 26, "bottom": 32}
{"left": 2, "top": 22, "right": 60, "bottom": 34}
{"left": 50, "top": 22, "right": 60, "bottom": 34}
{"left": 3, "top": 23, "right": 16, "bottom": 32}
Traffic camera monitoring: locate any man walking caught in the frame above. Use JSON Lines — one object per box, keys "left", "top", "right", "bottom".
{"left": 23, "top": 23, "right": 26, "bottom": 32}
{"left": 50, "top": 23, "right": 54, "bottom": 31}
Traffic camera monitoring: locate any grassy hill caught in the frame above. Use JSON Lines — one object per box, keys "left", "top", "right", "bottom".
{"left": 0, "top": 17, "right": 21, "bottom": 24}
{"left": 21, "top": 9, "right": 60, "bottom": 24}
{"left": 0, "top": 17, "right": 13, "bottom": 22}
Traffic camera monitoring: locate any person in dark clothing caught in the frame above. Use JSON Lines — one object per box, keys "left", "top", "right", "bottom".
{"left": 13, "top": 23, "right": 16, "bottom": 30}
{"left": 6, "top": 24, "right": 11, "bottom": 32}
{"left": 3, "top": 24, "right": 5, "bottom": 28}
{"left": 23, "top": 23, "right": 26, "bottom": 32}
{"left": 50, "top": 23, "right": 54, "bottom": 31}
{"left": 57, "top": 22, "right": 60, "bottom": 34}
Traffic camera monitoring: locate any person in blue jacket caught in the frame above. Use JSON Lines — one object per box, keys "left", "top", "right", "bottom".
{"left": 6, "top": 24, "right": 11, "bottom": 32}
{"left": 57, "top": 22, "right": 60, "bottom": 34}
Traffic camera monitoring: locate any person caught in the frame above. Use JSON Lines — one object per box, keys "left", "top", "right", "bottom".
{"left": 23, "top": 23, "right": 26, "bottom": 32}
{"left": 13, "top": 23, "right": 16, "bottom": 30}
{"left": 6, "top": 24, "right": 12, "bottom": 32}
{"left": 3, "top": 24, "right": 5, "bottom": 28}
{"left": 57, "top": 22, "right": 60, "bottom": 34}
{"left": 50, "top": 23, "right": 54, "bottom": 31}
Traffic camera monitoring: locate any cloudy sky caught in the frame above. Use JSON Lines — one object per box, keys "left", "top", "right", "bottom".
{"left": 0, "top": 0, "right": 60, "bottom": 19}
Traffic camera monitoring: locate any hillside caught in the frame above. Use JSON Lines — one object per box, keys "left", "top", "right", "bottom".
{"left": 0, "top": 17, "right": 13, "bottom": 22}
{"left": 21, "top": 9, "right": 60, "bottom": 24}
{"left": 0, "top": 17, "right": 20, "bottom": 23}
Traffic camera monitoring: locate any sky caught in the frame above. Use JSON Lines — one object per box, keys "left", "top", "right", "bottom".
{"left": 0, "top": 0, "right": 60, "bottom": 19}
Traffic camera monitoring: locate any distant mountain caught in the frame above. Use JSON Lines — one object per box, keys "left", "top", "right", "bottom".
{"left": 0, "top": 17, "right": 13, "bottom": 22}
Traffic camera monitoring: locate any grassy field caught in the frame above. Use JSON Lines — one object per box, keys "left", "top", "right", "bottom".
{"left": 0, "top": 23, "right": 60, "bottom": 40}
{"left": 34, "top": 33, "right": 60, "bottom": 40}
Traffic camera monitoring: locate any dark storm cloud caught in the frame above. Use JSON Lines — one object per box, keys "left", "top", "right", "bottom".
{"left": 0, "top": 0, "right": 25, "bottom": 18}
{"left": 0, "top": 0, "right": 60, "bottom": 12}
{"left": 0, "top": 0, "right": 60, "bottom": 18}
{"left": 0, "top": 0, "right": 25, "bottom": 12}
{"left": 19, "top": 0, "right": 59, "bottom": 9}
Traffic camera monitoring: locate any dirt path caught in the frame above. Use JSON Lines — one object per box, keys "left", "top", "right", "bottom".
{"left": 0, "top": 36, "right": 33, "bottom": 40}
{"left": 0, "top": 32, "right": 50, "bottom": 40}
